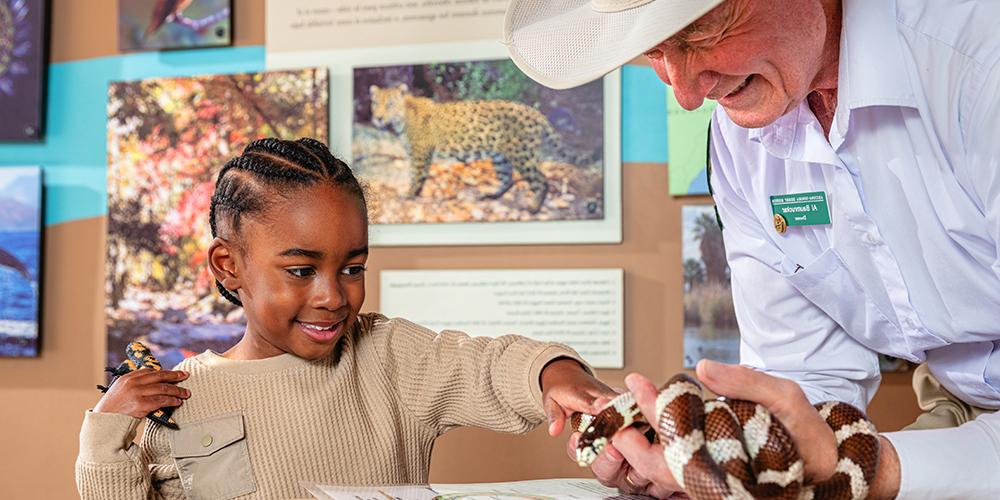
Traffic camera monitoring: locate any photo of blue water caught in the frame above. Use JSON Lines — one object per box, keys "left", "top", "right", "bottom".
{"left": 0, "top": 231, "right": 40, "bottom": 356}
{"left": 0, "top": 231, "right": 39, "bottom": 319}
{"left": 0, "top": 166, "right": 42, "bottom": 357}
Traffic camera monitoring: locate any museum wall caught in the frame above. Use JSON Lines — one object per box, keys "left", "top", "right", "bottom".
{"left": 0, "top": 0, "right": 921, "bottom": 498}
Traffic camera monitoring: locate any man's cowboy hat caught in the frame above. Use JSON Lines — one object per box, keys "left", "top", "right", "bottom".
{"left": 504, "top": 0, "right": 724, "bottom": 89}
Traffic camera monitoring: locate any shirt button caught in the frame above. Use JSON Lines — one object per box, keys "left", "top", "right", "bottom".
{"left": 863, "top": 231, "right": 881, "bottom": 246}
{"left": 201, "top": 435, "right": 213, "bottom": 447}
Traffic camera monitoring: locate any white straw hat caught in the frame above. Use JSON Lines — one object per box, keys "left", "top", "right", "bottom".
{"left": 504, "top": 0, "right": 724, "bottom": 89}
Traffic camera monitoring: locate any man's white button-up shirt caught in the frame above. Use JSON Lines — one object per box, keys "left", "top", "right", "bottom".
{"left": 708, "top": 0, "right": 1000, "bottom": 496}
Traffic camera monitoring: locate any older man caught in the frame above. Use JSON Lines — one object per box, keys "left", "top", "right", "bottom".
{"left": 506, "top": 0, "right": 1000, "bottom": 498}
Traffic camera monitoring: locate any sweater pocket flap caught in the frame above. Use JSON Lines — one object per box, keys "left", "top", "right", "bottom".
{"left": 170, "top": 412, "right": 245, "bottom": 458}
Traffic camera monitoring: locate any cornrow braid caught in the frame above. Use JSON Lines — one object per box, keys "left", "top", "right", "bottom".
{"left": 209, "top": 137, "right": 367, "bottom": 307}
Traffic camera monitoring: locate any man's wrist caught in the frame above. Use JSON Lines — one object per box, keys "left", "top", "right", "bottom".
{"left": 869, "top": 435, "right": 901, "bottom": 499}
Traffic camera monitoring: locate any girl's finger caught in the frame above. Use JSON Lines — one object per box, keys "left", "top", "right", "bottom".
{"left": 146, "top": 395, "right": 184, "bottom": 408}
{"left": 131, "top": 369, "right": 189, "bottom": 383}
{"left": 591, "top": 396, "right": 613, "bottom": 413}
{"left": 138, "top": 382, "right": 190, "bottom": 398}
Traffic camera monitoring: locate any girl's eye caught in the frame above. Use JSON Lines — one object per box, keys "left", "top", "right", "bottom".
{"left": 287, "top": 267, "right": 315, "bottom": 278}
{"left": 341, "top": 265, "right": 367, "bottom": 277}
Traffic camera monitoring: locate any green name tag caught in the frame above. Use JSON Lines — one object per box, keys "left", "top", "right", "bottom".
{"left": 770, "top": 191, "right": 831, "bottom": 226}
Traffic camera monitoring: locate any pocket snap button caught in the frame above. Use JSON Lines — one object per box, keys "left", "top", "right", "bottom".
{"left": 201, "top": 435, "right": 213, "bottom": 447}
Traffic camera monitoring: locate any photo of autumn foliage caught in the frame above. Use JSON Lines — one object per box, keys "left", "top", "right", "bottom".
{"left": 106, "top": 68, "right": 328, "bottom": 369}
{"left": 353, "top": 59, "right": 604, "bottom": 224}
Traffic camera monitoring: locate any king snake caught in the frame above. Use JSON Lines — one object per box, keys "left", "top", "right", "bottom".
{"left": 571, "top": 374, "right": 879, "bottom": 500}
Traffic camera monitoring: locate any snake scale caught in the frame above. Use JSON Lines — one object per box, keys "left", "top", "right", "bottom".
{"left": 571, "top": 374, "right": 879, "bottom": 500}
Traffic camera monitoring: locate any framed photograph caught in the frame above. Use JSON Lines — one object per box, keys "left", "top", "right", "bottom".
{"left": 667, "top": 87, "right": 715, "bottom": 196}
{"left": 267, "top": 18, "right": 622, "bottom": 246}
{"left": 682, "top": 205, "right": 737, "bottom": 368}
{"left": 105, "top": 68, "right": 328, "bottom": 369}
{"left": 0, "top": 0, "right": 49, "bottom": 141}
{"left": 354, "top": 59, "right": 605, "bottom": 226}
{"left": 0, "top": 166, "right": 42, "bottom": 357}
{"left": 118, "top": 0, "right": 231, "bottom": 52}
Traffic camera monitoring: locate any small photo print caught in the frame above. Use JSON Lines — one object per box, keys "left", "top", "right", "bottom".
{"left": 353, "top": 59, "right": 605, "bottom": 224}
{"left": 0, "top": 0, "right": 48, "bottom": 141}
{"left": 682, "top": 205, "right": 738, "bottom": 368}
{"left": 0, "top": 166, "right": 42, "bottom": 357}
{"left": 118, "top": 0, "right": 231, "bottom": 52}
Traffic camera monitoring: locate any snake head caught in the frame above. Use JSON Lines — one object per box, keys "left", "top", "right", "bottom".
{"left": 575, "top": 393, "right": 642, "bottom": 467}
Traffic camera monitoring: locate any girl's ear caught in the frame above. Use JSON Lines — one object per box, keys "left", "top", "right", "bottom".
{"left": 208, "top": 237, "right": 241, "bottom": 293}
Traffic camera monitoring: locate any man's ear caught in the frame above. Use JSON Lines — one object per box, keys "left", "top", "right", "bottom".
{"left": 208, "top": 237, "right": 241, "bottom": 293}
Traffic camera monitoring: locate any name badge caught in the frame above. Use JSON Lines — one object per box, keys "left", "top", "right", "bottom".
{"left": 770, "top": 191, "right": 831, "bottom": 233}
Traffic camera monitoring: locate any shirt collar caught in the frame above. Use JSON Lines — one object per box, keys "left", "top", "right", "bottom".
{"left": 750, "top": 0, "right": 917, "bottom": 157}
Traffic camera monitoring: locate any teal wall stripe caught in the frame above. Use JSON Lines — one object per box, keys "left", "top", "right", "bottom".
{"left": 621, "top": 65, "right": 668, "bottom": 164}
{"left": 0, "top": 45, "right": 265, "bottom": 227}
{"left": 0, "top": 50, "right": 667, "bottom": 227}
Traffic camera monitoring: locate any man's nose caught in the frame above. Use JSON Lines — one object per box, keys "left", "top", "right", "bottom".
{"left": 662, "top": 54, "right": 719, "bottom": 110}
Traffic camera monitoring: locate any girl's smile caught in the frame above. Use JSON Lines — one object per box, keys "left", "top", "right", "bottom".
{"left": 296, "top": 320, "right": 344, "bottom": 343}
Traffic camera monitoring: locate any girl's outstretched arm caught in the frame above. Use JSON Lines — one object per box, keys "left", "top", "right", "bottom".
{"left": 367, "top": 314, "right": 596, "bottom": 434}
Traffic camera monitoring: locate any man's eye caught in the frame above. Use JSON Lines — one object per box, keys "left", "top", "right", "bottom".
{"left": 341, "top": 265, "right": 367, "bottom": 277}
{"left": 643, "top": 48, "right": 664, "bottom": 60}
{"left": 287, "top": 267, "right": 315, "bottom": 278}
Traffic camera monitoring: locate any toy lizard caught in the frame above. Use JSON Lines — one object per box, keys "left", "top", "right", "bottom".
{"left": 97, "top": 341, "right": 180, "bottom": 429}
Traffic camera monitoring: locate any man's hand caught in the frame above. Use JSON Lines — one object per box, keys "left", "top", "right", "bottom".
{"left": 565, "top": 423, "right": 683, "bottom": 498}
{"left": 539, "top": 358, "right": 616, "bottom": 436}
{"left": 555, "top": 374, "right": 684, "bottom": 499}
{"left": 693, "top": 360, "right": 839, "bottom": 482}
{"left": 579, "top": 363, "right": 900, "bottom": 499}
{"left": 94, "top": 368, "right": 190, "bottom": 419}
{"left": 592, "top": 367, "right": 839, "bottom": 498}
{"left": 693, "top": 360, "right": 901, "bottom": 498}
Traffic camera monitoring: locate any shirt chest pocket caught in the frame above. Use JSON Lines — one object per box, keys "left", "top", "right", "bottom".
{"left": 780, "top": 247, "right": 911, "bottom": 357}
{"left": 169, "top": 412, "right": 257, "bottom": 500}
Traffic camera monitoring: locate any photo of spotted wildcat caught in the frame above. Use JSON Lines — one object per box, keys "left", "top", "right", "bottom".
{"left": 353, "top": 59, "right": 604, "bottom": 224}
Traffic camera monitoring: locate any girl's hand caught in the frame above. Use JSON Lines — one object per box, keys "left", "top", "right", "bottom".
{"left": 539, "top": 358, "right": 616, "bottom": 436}
{"left": 93, "top": 369, "right": 191, "bottom": 419}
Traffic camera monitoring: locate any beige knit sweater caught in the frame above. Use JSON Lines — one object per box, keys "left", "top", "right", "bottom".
{"left": 76, "top": 313, "right": 584, "bottom": 499}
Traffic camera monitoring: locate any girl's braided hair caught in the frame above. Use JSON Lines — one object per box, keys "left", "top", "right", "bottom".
{"left": 209, "top": 137, "right": 366, "bottom": 307}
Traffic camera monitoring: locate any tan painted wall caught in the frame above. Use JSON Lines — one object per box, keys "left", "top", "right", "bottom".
{"left": 0, "top": 1, "right": 921, "bottom": 498}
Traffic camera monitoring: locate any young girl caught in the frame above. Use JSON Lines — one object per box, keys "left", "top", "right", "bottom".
{"left": 76, "top": 138, "right": 612, "bottom": 499}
